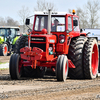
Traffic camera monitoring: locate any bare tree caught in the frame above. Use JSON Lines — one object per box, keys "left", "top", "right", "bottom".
{"left": 86, "top": 0, "right": 100, "bottom": 28}
{"left": 18, "top": 6, "right": 30, "bottom": 33}
{"left": 0, "top": 16, "right": 19, "bottom": 26}
{"left": 34, "top": 0, "right": 57, "bottom": 11}
{"left": 0, "top": 17, "right": 6, "bottom": 26}
{"left": 6, "top": 17, "right": 19, "bottom": 26}
{"left": 76, "top": 8, "right": 88, "bottom": 29}
{"left": 68, "top": 0, "right": 100, "bottom": 29}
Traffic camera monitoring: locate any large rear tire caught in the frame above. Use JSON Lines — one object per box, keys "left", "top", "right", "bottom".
{"left": 9, "top": 53, "right": 23, "bottom": 79}
{"left": 83, "top": 38, "right": 99, "bottom": 79}
{"left": 0, "top": 44, "right": 8, "bottom": 56}
{"left": 68, "top": 37, "right": 87, "bottom": 79}
{"left": 14, "top": 35, "right": 28, "bottom": 54}
{"left": 56, "top": 55, "right": 68, "bottom": 81}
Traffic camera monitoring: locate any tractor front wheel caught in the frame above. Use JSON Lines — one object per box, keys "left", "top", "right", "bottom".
{"left": 9, "top": 53, "right": 23, "bottom": 79}
{"left": 0, "top": 44, "right": 8, "bottom": 56}
{"left": 56, "top": 55, "right": 68, "bottom": 81}
{"left": 83, "top": 38, "right": 99, "bottom": 79}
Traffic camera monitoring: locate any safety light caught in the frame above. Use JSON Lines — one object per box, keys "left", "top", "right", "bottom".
{"left": 72, "top": 9, "right": 75, "bottom": 15}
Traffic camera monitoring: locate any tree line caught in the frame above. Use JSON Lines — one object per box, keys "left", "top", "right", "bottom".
{"left": 0, "top": 0, "right": 99, "bottom": 33}
{"left": 0, "top": 16, "right": 19, "bottom": 26}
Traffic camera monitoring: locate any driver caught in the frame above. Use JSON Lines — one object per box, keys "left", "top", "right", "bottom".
{"left": 8, "top": 30, "right": 11, "bottom": 36}
{"left": 7, "top": 30, "right": 12, "bottom": 41}
{"left": 51, "top": 19, "right": 59, "bottom": 31}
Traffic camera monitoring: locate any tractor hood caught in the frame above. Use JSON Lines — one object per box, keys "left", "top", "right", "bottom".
{"left": 0, "top": 36, "right": 4, "bottom": 44}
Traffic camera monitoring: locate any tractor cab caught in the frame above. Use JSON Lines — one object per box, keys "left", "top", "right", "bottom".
{"left": 33, "top": 12, "right": 79, "bottom": 34}
{"left": 0, "top": 26, "right": 19, "bottom": 44}
{"left": 27, "top": 11, "right": 80, "bottom": 35}
{"left": 34, "top": 15, "right": 65, "bottom": 32}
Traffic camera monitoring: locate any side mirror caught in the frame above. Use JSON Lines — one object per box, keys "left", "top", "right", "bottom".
{"left": 73, "top": 20, "right": 78, "bottom": 26}
{"left": 80, "top": 29, "right": 82, "bottom": 33}
{"left": 25, "top": 18, "right": 30, "bottom": 25}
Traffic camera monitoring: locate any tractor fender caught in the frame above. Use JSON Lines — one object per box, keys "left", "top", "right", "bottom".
{"left": 2, "top": 42, "right": 9, "bottom": 45}
{"left": 0, "top": 36, "right": 4, "bottom": 44}
{"left": 3, "top": 41, "right": 11, "bottom": 49}
{"left": 87, "top": 36, "right": 98, "bottom": 41}
{"left": 12, "top": 36, "right": 20, "bottom": 45}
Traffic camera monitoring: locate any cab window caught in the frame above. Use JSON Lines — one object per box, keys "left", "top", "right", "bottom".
{"left": 34, "top": 16, "right": 48, "bottom": 31}
{"left": 68, "top": 16, "right": 72, "bottom": 31}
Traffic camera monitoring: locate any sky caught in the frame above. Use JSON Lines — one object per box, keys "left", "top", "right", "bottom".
{"left": 0, "top": 0, "right": 92, "bottom": 24}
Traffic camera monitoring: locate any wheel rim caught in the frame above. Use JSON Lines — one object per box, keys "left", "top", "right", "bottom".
{"left": 4, "top": 46, "right": 7, "bottom": 55}
{"left": 91, "top": 44, "right": 98, "bottom": 75}
{"left": 65, "top": 62, "right": 67, "bottom": 77}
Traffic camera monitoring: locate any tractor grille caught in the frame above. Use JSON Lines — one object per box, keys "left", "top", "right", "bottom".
{"left": 30, "top": 43, "right": 46, "bottom": 51}
{"left": 31, "top": 37, "right": 46, "bottom": 51}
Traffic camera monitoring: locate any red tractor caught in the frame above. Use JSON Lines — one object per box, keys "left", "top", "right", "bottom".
{"left": 9, "top": 10, "right": 99, "bottom": 81}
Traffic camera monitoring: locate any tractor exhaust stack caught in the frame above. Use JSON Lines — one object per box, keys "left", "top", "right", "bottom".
{"left": 48, "top": 9, "right": 51, "bottom": 35}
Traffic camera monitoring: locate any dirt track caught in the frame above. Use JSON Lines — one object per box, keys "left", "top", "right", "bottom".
{"left": 0, "top": 56, "right": 100, "bottom": 100}
{"left": 0, "top": 56, "right": 10, "bottom": 63}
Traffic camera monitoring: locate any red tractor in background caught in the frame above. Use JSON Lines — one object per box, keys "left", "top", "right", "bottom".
{"left": 9, "top": 9, "right": 99, "bottom": 81}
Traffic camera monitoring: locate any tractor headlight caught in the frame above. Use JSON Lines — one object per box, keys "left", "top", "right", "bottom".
{"left": 59, "top": 34, "right": 65, "bottom": 43}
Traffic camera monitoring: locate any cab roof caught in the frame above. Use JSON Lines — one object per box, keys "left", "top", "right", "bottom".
{"left": 0, "top": 26, "right": 20, "bottom": 29}
{"left": 34, "top": 11, "right": 71, "bottom": 16}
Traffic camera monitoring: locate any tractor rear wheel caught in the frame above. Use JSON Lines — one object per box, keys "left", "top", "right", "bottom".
{"left": 14, "top": 35, "right": 28, "bottom": 54}
{"left": 56, "top": 55, "right": 68, "bottom": 81}
{"left": 0, "top": 44, "right": 8, "bottom": 56}
{"left": 68, "top": 37, "right": 87, "bottom": 79}
{"left": 9, "top": 53, "right": 23, "bottom": 79}
{"left": 83, "top": 38, "right": 99, "bottom": 79}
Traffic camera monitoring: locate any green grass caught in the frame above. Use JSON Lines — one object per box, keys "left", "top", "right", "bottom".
{"left": 0, "top": 62, "right": 8, "bottom": 65}
{"left": 0, "top": 68, "right": 9, "bottom": 70}
{"left": 0, "top": 62, "right": 9, "bottom": 70}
